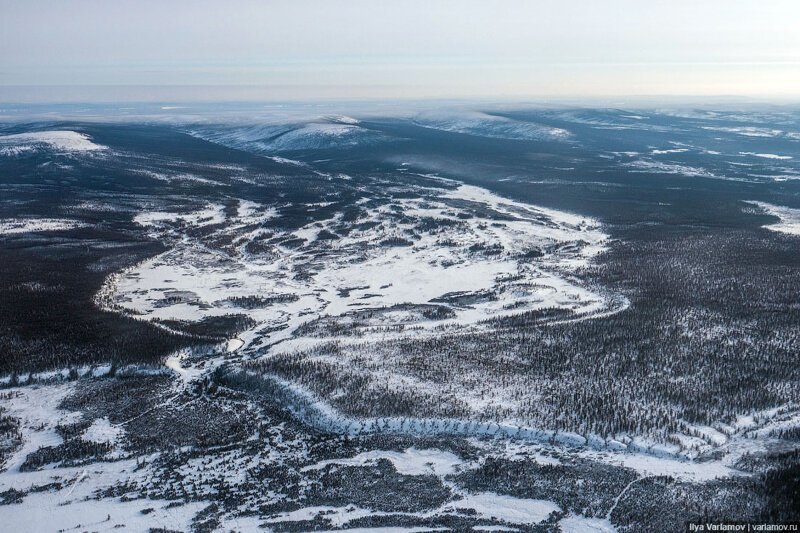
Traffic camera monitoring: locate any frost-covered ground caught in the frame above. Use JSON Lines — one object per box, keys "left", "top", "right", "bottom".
{"left": 103, "top": 181, "right": 612, "bottom": 347}
{"left": 94, "top": 175, "right": 631, "bottom": 441}
{"left": 70, "top": 159, "right": 798, "bottom": 527}
{"left": 0, "top": 383, "right": 204, "bottom": 532}
{"left": 98, "top": 176, "right": 619, "bottom": 353}
{"left": 2, "top": 374, "right": 791, "bottom": 532}
{"left": 0, "top": 379, "right": 617, "bottom": 532}
{"left": 2, "top": 108, "right": 800, "bottom": 530}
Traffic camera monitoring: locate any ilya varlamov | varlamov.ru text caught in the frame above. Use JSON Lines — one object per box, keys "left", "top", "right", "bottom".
{"left": 687, "top": 523, "right": 800, "bottom": 532}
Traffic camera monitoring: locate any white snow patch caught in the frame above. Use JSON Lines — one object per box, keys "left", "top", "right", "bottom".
{"left": 132, "top": 169, "right": 222, "bottom": 185}
{"left": 265, "top": 492, "right": 559, "bottom": 528}
{"left": 578, "top": 449, "right": 737, "bottom": 482}
{"left": 326, "top": 114, "right": 361, "bottom": 124}
{"left": 701, "top": 126, "right": 784, "bottom": 138}
{"left": 81, "top": 417, "right": 124, "bottom": 445}
{"left": 268, "top": 155, "right": 310, "bottom": 167}
{"left": 133, "top": 203, "right": 226, "bottom": 227}
{"left": 651, "top": 148, "right": 689, "bottom": 155}
{"left": 316, "top": 529, "right": 445, "bottom": 533}
{"left": 739, "top": 152, "right": 792, "bottom": 160}
{"left": 0, "top": 218, "right": 87, "bottom": 235}
{"left": 415, "top": 110, "right": 571, "bottom": 141}
{"left": 559, "top": 514, "right": 617, "bottom": 533}
{"left": 625, "top": 159, "right": 715, "bottom": 178}
{"left": 747, "top": 201, "right": 800, "bottom": 236}
{"left": 0, "top": 489, "right": 203, "bottom": 533}
{"left": 0, "top": 383, "right": 81, "bottom": 474}
{"left": 265, "top": 505, "right": 380, "bottom": 528}
{"left": 445, "top": 492, "right": 560, "bottom": 524}
{"left": 0, "top": 383, "right": 203, "bottom": 531}
{"left": 0, "top": 130, "right": 106, "bottom": 155}
{"left": 302, "top": 447, "right": 464, "bottom": 477}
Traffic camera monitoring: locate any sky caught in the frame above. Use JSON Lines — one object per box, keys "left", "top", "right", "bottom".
{"left": 1, "top": 0, "right": 799, "bottom": 102}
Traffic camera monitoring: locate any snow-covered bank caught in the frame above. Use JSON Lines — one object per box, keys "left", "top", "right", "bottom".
{"left": 747, "top": 201, "right": 800, "bottom": 236}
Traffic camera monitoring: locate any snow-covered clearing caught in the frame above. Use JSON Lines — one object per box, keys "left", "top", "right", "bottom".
{"left": 559, "top": 514, "right": 617, "bottom": 533}
{"left": 266, "top": 444, "right": 566, "bottom": 529}
{"left": 0, "top": 382, "right": 205, "bottom": 532}
{"left": 0, "top": 130, "right": 106, "bottom": 155}
{"left": 625, "top": 159, "right": 717, "bottom": 179}
{"left": 443, "top": 492, "right": 559, "bottom": 524}
{"left": 0, "top": 384, "right": 78, "bottom": 473}
{"left": 81, "top": 418, "right": 124, "bottom": 445}
{"left": 0, "top": 488, "right": 203, "bottom": 533}
{"left": 701, "top": 126, "right": 785, "bottom": 138}
{"left": 101, "top": 183, "right": 618, "bottom": 354}
{"left": 264, "top": 491, "right": 560, "bottom": 528}
{"left": 747, "top": 201, "right": 800, "bottom": 236}
{"left": 302, "top": 447, "right": 465, "bottom": 477}
{"left": 739, "top": 152, "right": 793, "bottom": 160}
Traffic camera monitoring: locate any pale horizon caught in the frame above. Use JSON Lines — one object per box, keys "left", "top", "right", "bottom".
{"left": 2, "top": 0, "right": 799, "bottom": 103}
